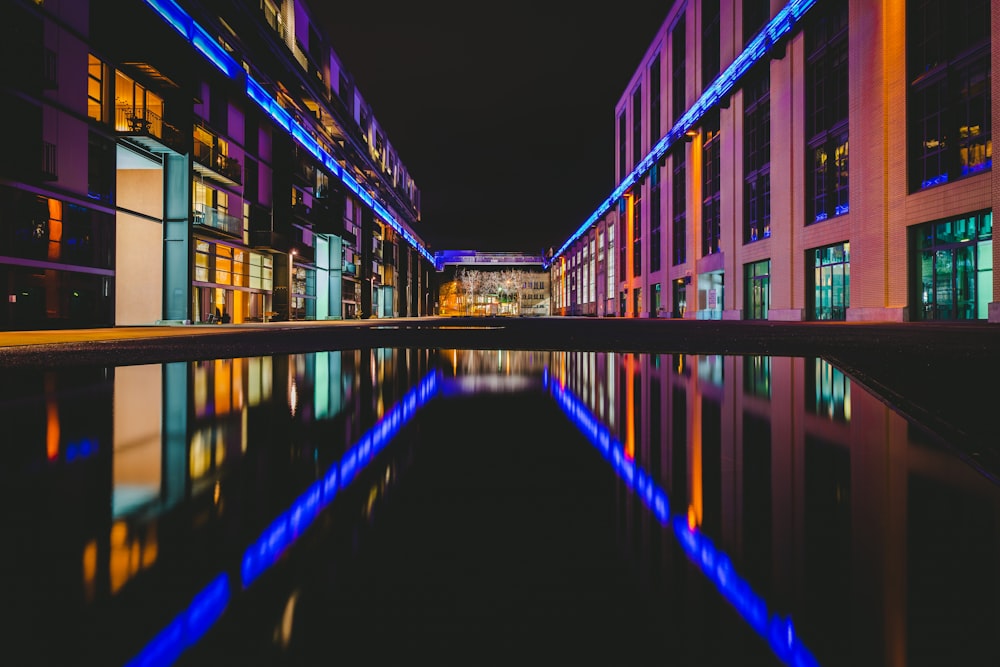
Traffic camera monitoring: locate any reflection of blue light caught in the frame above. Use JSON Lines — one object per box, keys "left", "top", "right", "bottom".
{"left": 64, "top": 438, "right": 98, "bottom": 462}
{"left": 130, "top": 370, "right": 440, "bottom": 666}
{"left": 241, "top": 369, "right": 440, "bottom": 588}
{"left": 961, "top": 159, "right": 991, "bottom": 176}
{"left": 550, "top": 381, "right": 819, "bottom": 667}
{"left": 548, "top": 0, "right": 817, "bottom": 266}
{"left": 140, "top": 0, "right": 434, "bottom": 265}
{"left": 124, "top": 574, "right": 229, "bottom": 667}
{"left": 921, "top": 173, "right": 949, "bottom": 189}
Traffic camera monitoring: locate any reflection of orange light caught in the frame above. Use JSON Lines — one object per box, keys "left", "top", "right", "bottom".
{"left": 690, "top": 367, "right": 703, "bottom": 527}
{"left": 215, "top": 359, "right": 232, "bottom": 415}
{"left": 625, "top": 354, "right": 636, "bottom": 460}
{"left": 45, "top": 375, "right": 59, "bottom": 461}
{"left": 687, "top": 505, "right": 698, "bottom": 530}
{"left": 82, "top": 539, "right": 97, "bottom": 602}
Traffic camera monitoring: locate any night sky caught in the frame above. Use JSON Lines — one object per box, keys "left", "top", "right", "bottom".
{"left": 315, "top": 3, "right": 669, "bottom": 255}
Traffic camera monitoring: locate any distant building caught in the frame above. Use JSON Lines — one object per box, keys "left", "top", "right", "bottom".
{"left": 550, "top": 0, "right": 996, "bottom": 323}
{"left": 435, "top": 251, "right": 549, "bottom": 316}
{"left": 2, "top": 0, "right": 434, "bottom": 329}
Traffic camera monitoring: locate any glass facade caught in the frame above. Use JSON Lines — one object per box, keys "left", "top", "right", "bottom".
{"left": 914, "top": 210, "right": 993, "bottom": 320}
{"left": 812, "top": 242, "right": 850, "bottom": 321}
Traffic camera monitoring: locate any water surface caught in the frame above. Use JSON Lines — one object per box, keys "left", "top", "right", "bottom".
{"left": 2, "top": 349, "right": 996, "bottom": 666}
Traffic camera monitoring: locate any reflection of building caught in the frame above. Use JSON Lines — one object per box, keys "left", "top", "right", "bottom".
{"left": 550, "top": 0, "right": 996, "bottom": 322}
{"left": 435, "top": 250, "right": 550, "bottom": 316}
{"left": 548, "top": 350, "right": 1000, "bottom": 665}
{"left": 2, "top": 0, "right": 434, "bottom": 329}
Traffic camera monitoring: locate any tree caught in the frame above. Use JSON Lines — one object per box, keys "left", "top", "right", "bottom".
{"left": 457, "top": 267, "right": 481, "bottom": 315}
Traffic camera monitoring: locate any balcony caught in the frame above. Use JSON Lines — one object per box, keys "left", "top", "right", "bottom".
{"left": 193, "top": 136, "right": 242, "bottom": 186}
{"left": 193, "top": 203, "right": 242, "bottom": 239}
{"left": 117, "top": 107, "right": 185, "bottom": 155}
{"left": 250, "top": 229, "right": 288, "bottom": 252}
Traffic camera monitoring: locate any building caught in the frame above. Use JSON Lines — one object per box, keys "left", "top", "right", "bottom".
{"left": 550, "top": 0, "right": 996, "bottom": 322}
{"left": 2, "top": 0, "right": 435, "bottom": 329}
{"left": 435, "top": 251, "right": 549, "bottom": 316}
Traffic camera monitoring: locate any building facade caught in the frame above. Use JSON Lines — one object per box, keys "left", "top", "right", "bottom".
{"left": 435, "top": 251, "right": 550, "bottom": 317}
{"left": 2, "top": 0, "right": 435, "bottom": 329}
{"left": 550, "top": 0, "right": 996, "bottom": 323}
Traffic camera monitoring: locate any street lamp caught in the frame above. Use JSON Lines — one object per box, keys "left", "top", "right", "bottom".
{"left": 368, "top": 275, "right": 376, "bottom": 319}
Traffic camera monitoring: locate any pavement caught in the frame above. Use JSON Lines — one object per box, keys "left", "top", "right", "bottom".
{"left": 2, "top": 316, "right": 999, "bottom": 482}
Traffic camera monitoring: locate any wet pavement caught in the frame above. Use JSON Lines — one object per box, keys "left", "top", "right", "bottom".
{"left": 2, "top": 316, "right": 999, "bottom": 482}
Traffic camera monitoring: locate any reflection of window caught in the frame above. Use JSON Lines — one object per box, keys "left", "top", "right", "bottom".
{"left": 743, "top": 355, "right": 771, "bottom": 399}
{"left": 806, "top": 358, "right": 851, "bottom": 422}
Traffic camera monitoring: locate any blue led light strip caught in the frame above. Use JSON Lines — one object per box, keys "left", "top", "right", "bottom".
{"left": 141, "top": 0, "right": 435, "bottom": 264}
{"left": 548, "top": 0, "right": 818, "bottom": 265}
{"left": 547, "top": 376, "right": 820, "bottom": 667}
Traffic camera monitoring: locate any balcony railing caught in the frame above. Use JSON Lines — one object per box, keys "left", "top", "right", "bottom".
{"left": 193, "top": 203, "right": 242, "bottom": 238}
{"left": 117, "top": 107, "right": 185, "bottom": 153}
{"left": 193, "top": 136, "right": 242, "bottom": 185}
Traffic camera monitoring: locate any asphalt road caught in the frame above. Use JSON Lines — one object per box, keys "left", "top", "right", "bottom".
{"left": 2, "top": 316, "right": 998, "bottom": 482}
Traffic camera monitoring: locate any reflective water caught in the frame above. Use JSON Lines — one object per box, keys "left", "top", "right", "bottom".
{"left": 2, "top": 349, "right": 997, "bottom": 666}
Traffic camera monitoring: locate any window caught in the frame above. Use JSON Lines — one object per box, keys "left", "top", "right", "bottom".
{"left": 632, "top": 86, "right": 643, "bottom": 168}
{"left": 702, "top": 111, "right": 721, "bottom": 256}
{"left": 589, "top": 237, "right": 597, "bottom": 303}
{"left": 744, "top": 0, "right": 769, "bottom": 45}
{"left": 673, "top": 279, "right": 687, "bottom": 318}
{"left": 650, "top": 164, "right": 662, "bottom": 272}
{"left": 811, "top": 242, "right": 850, "bottom": 320}
{"left": 913, "top": 210, "right": 992, "bottom": 320}
{"left": 671, "top": 17, "right": 686, "bottom": 123}
{"left": 632, "top": 192, "right": 642, "bottom": 276}
{"left": 907, "top": 0, "right": 990, "bottom": 190}
{"left": 195, "top": 240, "right": 211, "bottom": 282}
{"left": 619, "top": 200, "right": 628, "bottom": 280}
{"left": 87, "top": 54, "right": 105, "bottom": 122}
{"left": 672, "top": 148, "right": 687, "bottom": 265}
{"left": 806, "top": 0, "right": 849, "bottom": 223}
{"left": 744, "top": 71, "right": 771, "bottom": 243}
{"left": 607, "top": 223, "right": 616, "bottom": 297}
{"left": 702, "top": 0, "right": 720, "bottom": 87}
{"left": 744, "top": 259, "right": 770, "bottom": 320}
{"left": 649, "top": 55, "right": 661, "bottom": 147}
{"left": 88, "top": 132, "right": 114, "bottom": 204}
{"left": 618, "top": 113, "right": 627, "bottom": 182}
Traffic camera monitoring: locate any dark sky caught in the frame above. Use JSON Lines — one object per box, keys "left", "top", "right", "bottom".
{"left": 315, "top": 3, "right": 668, "bottom": 255}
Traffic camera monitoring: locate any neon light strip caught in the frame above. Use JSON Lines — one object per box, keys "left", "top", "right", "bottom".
{"left": 141, "top": 0, "right": 434, "bottom": 264}
{"left": 125, "top": 369, "right": 441, "bottom": 667}
{"left": 548, "top": 0, "right": 817, "bottom": 265}
{"left": 547, "top": 377, "right": 820, "bottom": 667}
